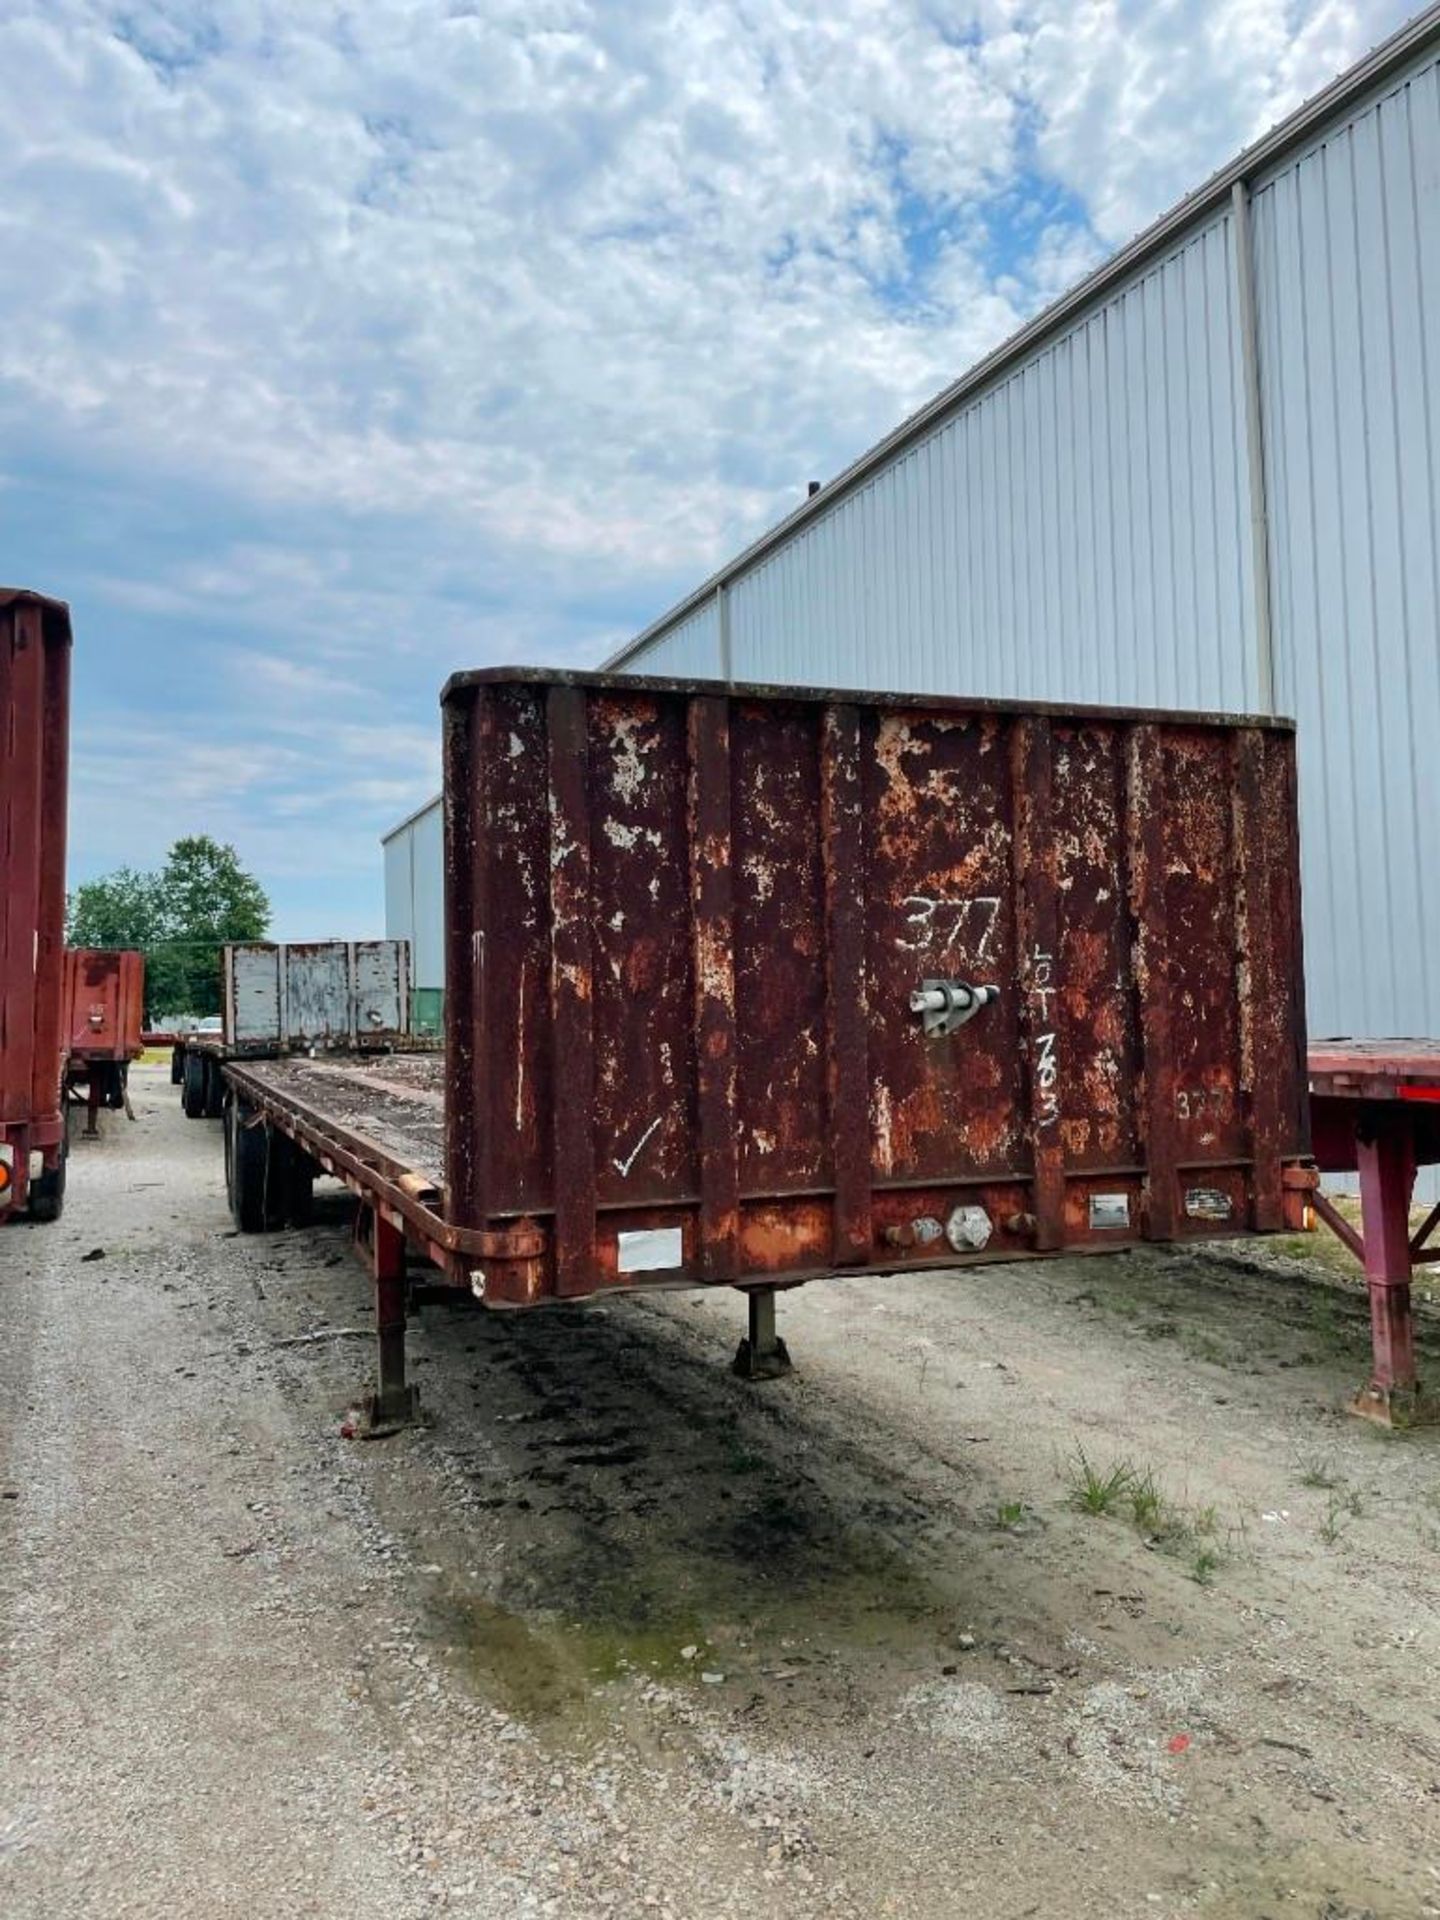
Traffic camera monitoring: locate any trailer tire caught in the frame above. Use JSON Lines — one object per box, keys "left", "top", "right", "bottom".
{"left": 170, "top": 1045, "right": 184, "bottom": 1086}
{"left": 181, "top": 1049, "right": 207, "bottom": 1118}
{"left": 29, "top": 1139, "right": 67, "bottom": 1223}
{"left": 226, "top": 1096, "right": 282, "bottom": 1232}
{"left": 284, "top": 1148, "right": 316, "bottom": 1228}
{"left": 266, "top": 1131, "right": 314, "bottom": 1229}
{"left": 203, "top": 1056, "right": 225, "bottom": 1119}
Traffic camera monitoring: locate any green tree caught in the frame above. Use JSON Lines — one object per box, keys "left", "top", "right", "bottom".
{"left": 66, "top": 867, "right": 165, "bottom": 951}
{"left": 67, "top": 837, "right": 270, "bottom": 1019}
{"left": 152, "top": 837, "right": 270, "bottom": 1015}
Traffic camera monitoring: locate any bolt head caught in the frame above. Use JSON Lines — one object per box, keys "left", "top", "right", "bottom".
{"left": 946, "top": 1204, "right": 992, "bottom": 1252}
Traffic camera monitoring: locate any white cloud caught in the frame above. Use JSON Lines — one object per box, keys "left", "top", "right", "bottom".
{"left": 1022, "top": 1, "right": 1407, "bottom": 246}
{"left": 1, "top": 0, "right": 1418, "bottom": 927}
{"left": 0, "top": 0, "right": 1033, "bottom": 578}
{"left": 1, "top": 0, "right": 1412, "bottom": 579}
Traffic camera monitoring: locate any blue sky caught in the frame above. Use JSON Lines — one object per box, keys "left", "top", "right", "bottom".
{"left": 0, "top": 0, "right": 1414, "bottom": 938}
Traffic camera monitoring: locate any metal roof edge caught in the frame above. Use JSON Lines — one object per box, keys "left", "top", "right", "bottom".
{"left": 604, "top": 0, "right": 1440, "bottom": 672}
{"left": 381, "top": 793, "right": 443, "bottom": 844}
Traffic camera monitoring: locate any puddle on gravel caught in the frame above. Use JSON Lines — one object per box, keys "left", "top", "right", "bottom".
{"left": 416, "top": 1488, "right": 948, "bottom": 1730}
{"left": 374, "top": 1301, "right": 969, "bottom": 1732}
{"left": 429, "top": 1593, "right": 710, "bottom": 1721}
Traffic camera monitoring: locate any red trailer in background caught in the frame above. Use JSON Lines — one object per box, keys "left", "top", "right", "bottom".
{"left": 0, "top": 589, "right": 72, "bottom": 1222}
{"left": 63, "top": 948, "right": 145, "bottom": 1137}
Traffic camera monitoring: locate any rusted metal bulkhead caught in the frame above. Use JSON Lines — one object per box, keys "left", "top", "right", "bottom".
{"left": 222, "top": 940, "right": 412, "bottom": 1054}
{"left": 0, "top": 589, "right": 73, "bottom": 1215}
{"left": 63, "top": 948, "right": 145, "bottom": 1062}
{"left": 441, "top": 670, "right": 1309, "bottom": 1305}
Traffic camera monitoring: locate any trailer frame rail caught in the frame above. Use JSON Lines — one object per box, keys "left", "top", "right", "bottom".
{"left": 223, "top": 1059, "right": 544, "bottom": 1276}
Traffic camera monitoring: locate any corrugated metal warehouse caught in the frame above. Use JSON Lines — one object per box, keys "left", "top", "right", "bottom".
{"left": 382, "top": 797, "right": 444, "bottom": 1033}
{"left": 389, "top": 5, "right": 1440, "bottom": 1060}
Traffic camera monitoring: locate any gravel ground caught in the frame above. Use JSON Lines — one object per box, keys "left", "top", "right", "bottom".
{"left": 3, "top": 1062, "right": 1440, "bottom": 1919}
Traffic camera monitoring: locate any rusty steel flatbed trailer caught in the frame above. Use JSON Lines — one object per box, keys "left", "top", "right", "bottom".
{"left": 226, "top": 668, "right": 1319, "bottom": 1430}
{"left": 175, "top": 1037, "right": 238, "bottom": 1117}
{"left": 1, "top": 590, "right": 72, "bottom": 1222}
{"left": 175, "top": 938, "right": 418, "bottom": 1117}
{"left": 63, "top": 948, "right": 145, "bottom": 1138}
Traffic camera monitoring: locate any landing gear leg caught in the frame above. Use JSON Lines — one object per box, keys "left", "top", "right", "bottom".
{"left": 357, "top": 1207, "right": 420, "bottom": 1436}
{"left": 732, "top": 1286, "right": 792, "bottom": 1381}
{"left": 1349, "top": 1116, "right": 1428, "bottom": 1425}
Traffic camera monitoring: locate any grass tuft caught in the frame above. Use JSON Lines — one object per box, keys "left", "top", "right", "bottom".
{"left": 1318, "top": 1496, "right": 1347, "bottom": 1546}
{"left": 1063, "top": 1443, "right": 1238, "bottom": 1585}
{"left": 1068, "top": 1449, "right": 1134, "bottom": 1516}
{"left": 1296, "top": 1454, "right": 1341, "bottom": 1491}
{"left": 1191, "top": 1546, "right": 1222, "bottom": 1586}
{"left": 1128, "top": 1470, "right": 1166, "bottom": 1533}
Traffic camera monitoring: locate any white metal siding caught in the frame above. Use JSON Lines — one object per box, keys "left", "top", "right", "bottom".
{"left": 383, "top": 830, "right": 412, "bottom": 961}
{"left": 1252, "top": 50, "right": 1440, "bottom": 1043}
{"left": 617, "top": 32, "right": 1440, "bottom": 1090}
{"left": 642, "top": 595, "right": 723, "bottom": 679}
{"left": 383, "top": 799, "right": 445, "bottom": 996}
{"left": 411, "top": 802, "right": 445, "bottom": 996}
{"left": 711, "top": 212, "right": 1259, "bottom": 714}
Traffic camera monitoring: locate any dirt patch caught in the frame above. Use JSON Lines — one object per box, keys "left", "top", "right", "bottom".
{"left": 3, "top": 1064, "right": 1440, "bottom": 1919}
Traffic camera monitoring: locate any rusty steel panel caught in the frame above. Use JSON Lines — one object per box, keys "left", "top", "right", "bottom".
{"left": 283, "top": 942, "right": 350, "bottom": 1041}
{"left": 222, "top": 941, "right": 412, "bottom": 1053}
{"left": 0, "top": 590, "right": 72, "bottom": 1216}
{"left": 225, "top": 943, "right": 282, "bottom": 1044}
{"left": 441, "top": 669, "right": 1310, "bottom": 1306}
{"left": 63, "top": 949, "right": 145, "bottom": 1062}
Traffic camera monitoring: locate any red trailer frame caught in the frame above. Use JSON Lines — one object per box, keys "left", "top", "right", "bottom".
{"left": 1309, "top": 1040, "right": 1440, "bottom": 1424}
{"left": 220, "top": 1051, "right": 471, "bottom": 1433}
{"left": 0, "top": 589, "right": 72, "bottom": 1221}
{"left": 63, "top": 948, "right": 145, "bottom": 1137}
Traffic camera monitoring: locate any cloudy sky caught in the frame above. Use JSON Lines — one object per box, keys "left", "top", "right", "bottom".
{"left": 0, "top": 0, "right": 1416, "bottom": 938}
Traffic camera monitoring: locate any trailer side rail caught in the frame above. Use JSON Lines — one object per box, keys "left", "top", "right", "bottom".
{"left": 223, "top": 1059, "right": 543, "bottom": 1279}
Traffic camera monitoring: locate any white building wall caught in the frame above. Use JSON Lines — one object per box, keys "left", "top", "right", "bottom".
{"left": 410, "top": 800, "right": 444, "bottom": 997}
{"left": 613, "top": 28, "right": 1440, "bottom": 1073}
{"left": 383, "top": 828, "right": 411, "bottom": 959}
{"left": 726, "top": 211, "right": 1256, "bottom": 714}
{"left": 382, "top": 798, "right": 445, "bottom": 997}
{"left": 1251, "top": 48, "right": 1440, "bottom": 1041}
{"left": 634, "top": 594, "right": 723, "bottom": 678}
